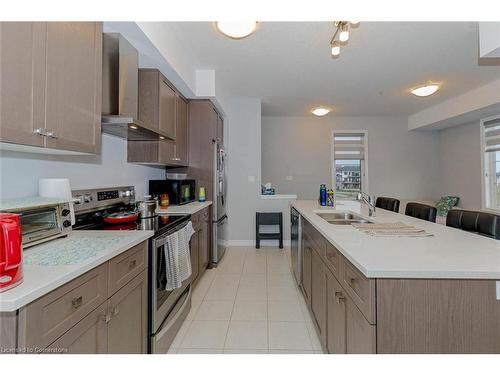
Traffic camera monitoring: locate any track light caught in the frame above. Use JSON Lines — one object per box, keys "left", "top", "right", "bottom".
{"left": 330, "top": 21, "right": 359, "bottom": 58}
{"left": 331, "top": 40, "right": 340, "bottom": 57}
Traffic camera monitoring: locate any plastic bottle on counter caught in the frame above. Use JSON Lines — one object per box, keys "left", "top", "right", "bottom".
{"left": 319, "top": 184, "right": 327, "bottom": 206}
{"left": 327, "top": 189, "right": 335, "bottom": 207}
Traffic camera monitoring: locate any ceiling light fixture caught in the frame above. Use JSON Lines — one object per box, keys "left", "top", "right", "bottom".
{"left": 331, "top": 40, "right": 341, "bottom": 57}
{"left": 215, "top": 21, "right": 257, "bottom": 39}
{"left": 410, "top": 83, "right": 440, "bottom": 97}
{"left": 330, "top": 21, "right": 359, "bottom": 58}
{"left": 312, "top": 107, "right": 331, "bottom": 116}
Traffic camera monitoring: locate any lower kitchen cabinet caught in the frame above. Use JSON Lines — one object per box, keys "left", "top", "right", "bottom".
{"left": 190, "top": 228, "right": 200, "bottom": 283}
{"left": 311, "top": 248, "right": 327, "bottom": 346}
{"left": 190, "top": 207, "right": 211, "bottom": 284}
{"left": 106, "top": 270, "right": 148, "bottom": 354}
{"left": 46, "top": 271, "right": 147, "bottom": 354}
{"left": 2, "top": 241, "right": 149, "bottom": 354}
{"left": 47, "top": 303, "right": 108, "bottom": 354}
{"left": 345, "top": 296, "right": 376, "bottom": 354}
{"left": 326, "top": 272, "right": 346, "bottom": 354}
{"left": 301, "top": 234, "right": 312, "bottom": 306}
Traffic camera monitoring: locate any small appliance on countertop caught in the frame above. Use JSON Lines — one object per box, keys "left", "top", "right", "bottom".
{"left": 0, "top": 213, "right": 23, "bottom": 291}
{"left": 0, "top": 199, "right": 73, "bottom": 249}
{"left": 149, "top": 179, "right": 195, "bottom": 206}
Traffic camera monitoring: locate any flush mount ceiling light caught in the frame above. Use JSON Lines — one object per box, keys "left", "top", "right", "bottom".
{"left": 215, "top": 22, "right": 258, "bottom": 39}
{"left": 330, "top": 21, "right": 360, "bottom": 58}
{"left": 410, "top": 83, "right": 440, "bottom": 97}
{"left": 312, "top": 107, "right": 331, "bottom": 116}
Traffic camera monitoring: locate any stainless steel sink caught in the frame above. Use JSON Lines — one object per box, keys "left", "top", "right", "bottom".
{"left": 316, "top": 212, "right": 374, "bottom": 225}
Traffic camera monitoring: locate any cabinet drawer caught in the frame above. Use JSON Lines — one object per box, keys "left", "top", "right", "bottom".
{"left": 45, "top": 302, "right": 108, "bottom": 354}
{"left": 21, "top": 263, "right": 108, "bottom": 349}
{"left": 302, "top": 220, "right": 325, "bottom": 258}
{"left": 325, "top": 242, "right": 341, "bottom": 278}
{"left": 341, "top": 257, "right": 376, "bottom": 324}
{"left": 108, "top": 242, "right": 147, "bottom": 296}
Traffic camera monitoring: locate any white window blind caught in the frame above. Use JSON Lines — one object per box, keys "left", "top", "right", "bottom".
{"left": 484, "top": 117, "right": 500, "bottom": 153}
{"left": 333, "top": 133, "right": 365, "bottom": 160}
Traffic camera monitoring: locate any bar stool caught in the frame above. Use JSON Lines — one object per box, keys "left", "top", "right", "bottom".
{"left": 256, "top": 212, "right": 283, "bottom": 249}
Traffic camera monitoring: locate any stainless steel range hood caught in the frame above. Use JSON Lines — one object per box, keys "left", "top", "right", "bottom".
{"left": 101, "top": 33, "right": 163, "bottom": 141}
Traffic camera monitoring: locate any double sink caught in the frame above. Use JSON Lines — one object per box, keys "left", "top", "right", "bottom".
{"left": 316, "top": 212, "right": 374, "bottom": 225}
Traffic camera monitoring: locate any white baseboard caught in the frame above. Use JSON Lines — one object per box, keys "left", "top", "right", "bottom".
{"left": 226, "top": 240, "right": 291, "bottom": 247}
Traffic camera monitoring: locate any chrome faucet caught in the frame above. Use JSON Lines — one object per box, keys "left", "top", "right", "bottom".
{"left": 357, "top": 192, "right": 376, "bottom": 217}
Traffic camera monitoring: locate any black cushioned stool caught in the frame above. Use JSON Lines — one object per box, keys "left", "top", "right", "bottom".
{"left": 256, "top": 212, "right": 283, "bottom": 249}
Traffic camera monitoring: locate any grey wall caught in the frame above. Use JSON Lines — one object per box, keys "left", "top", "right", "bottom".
{"left": 438, "top": 121, "right": 482, "bottom": 209}
{"left": 225, "top": 98, "right": 262, "bottom": 242}
{"left": 0, "top": 134, "right": 165, "bottom": 199}
{"left": 261, "top": 116, "right": 441, "bottom": 201}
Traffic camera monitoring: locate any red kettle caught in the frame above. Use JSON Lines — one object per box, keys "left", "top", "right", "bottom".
{"left": 0, "top": 213, "right": 23, "bottom": 292}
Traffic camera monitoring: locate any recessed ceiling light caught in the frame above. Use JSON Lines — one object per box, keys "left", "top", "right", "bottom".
{"left": 312, "top": 107, "right": 331, "bottom": 116}
{"left": 216, "top": 22, "right": 257, "bottom": 39}
{"left": 411, "top": 83, "right": 440, "bottom": 97}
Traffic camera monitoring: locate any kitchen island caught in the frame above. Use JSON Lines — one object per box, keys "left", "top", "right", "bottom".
{"left": 292, "top": 200, "right": 500, "bottom": 354}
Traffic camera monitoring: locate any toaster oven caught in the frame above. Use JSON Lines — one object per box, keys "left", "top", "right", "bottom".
{"left": 5, "top": 203, "right": 73, "bottom": 248}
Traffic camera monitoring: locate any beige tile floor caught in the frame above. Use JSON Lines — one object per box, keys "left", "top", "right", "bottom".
{"left": 168, "top": 246, "right": 324, "bottom": 354}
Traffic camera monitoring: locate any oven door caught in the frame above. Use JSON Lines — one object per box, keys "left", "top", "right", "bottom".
{"left": 151, "top": 222, "right": 191, "bottom": 333}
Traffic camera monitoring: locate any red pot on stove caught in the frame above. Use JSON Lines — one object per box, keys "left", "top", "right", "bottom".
{"left": 0, "top": 213, "right": 23, "bottom": 292}
{"left": 103, "top": 211, "right": 139, "bottom": 225}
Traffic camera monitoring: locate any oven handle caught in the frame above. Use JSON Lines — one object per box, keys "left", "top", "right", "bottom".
{"left": 155, "top": 286, "right": 191, "bottom": 342}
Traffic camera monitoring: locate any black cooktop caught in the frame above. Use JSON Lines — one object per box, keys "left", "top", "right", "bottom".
{"left": 73, "top": 204, "right": 189, "bottom": 237}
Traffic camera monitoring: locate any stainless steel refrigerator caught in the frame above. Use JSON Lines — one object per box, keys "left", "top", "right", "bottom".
{"left": 212, "top": 139, "right": 228, "bottom": 266}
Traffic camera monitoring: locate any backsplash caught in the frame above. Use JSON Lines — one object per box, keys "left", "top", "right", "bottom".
{"left": 0, "top": 134, "right": 164, "bottom": 200}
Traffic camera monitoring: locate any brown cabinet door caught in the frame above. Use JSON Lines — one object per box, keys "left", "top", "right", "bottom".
{"left": 44, "top": 22, "right": 102, "bottom": 154}
{"left": 311, "top": 249, "right": 327, "bottom": 347}
{"left": 0, "top": 22, "right": 46, "bottom": 147}
{"left": 175, "top": 96, "right": 189, "bottom": 165}
{"left": 301, "top": 235, "right": 312, "bottom": 306}
{"left": 346, "top": 296, "right": 376, "bottom": 354}
{"left": 198, "top": 209, "right": 210, "bottom": 274}
{"left": 107, "top": 270, "right": 148, "bottom": 354}
{"left": 159, "top": 139, "right": 176, "bottom": 164}
{"left": 217, "top": 115, "right": 223, "bottom": 142}
{"left": 159, "top": 78, "right": 176, "bottom": 140}
{"left": 326, "top": 272, "right": 346, "bottom": 354}
{"left": 190, "top": 229, "right": 200, "bottom": 283}
{"left": 46, "top": 303, "right": 108, "bottom": 354}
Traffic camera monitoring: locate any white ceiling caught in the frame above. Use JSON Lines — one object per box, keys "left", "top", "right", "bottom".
{"left": 165, "top": 22, "right": 500, "bottom": 116}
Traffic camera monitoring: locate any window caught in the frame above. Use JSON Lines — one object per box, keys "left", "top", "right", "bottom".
{"left": 482, "top": 116, "right": 500, "bottom": 210}
{"left": 331, "top": 131, "right": 368, "bottom": 199}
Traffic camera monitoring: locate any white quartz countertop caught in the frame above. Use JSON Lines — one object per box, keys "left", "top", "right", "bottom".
{"left": 292, "top": 200, "right": 500, "bottom": 279}
{"left": 0, "top": 196, "right": 77, "bottom": 211}
{"left": 157, "top": 201, "right": 212, "bottom": 215}
{"left": 0, "top": 230, "right": 154, "bottom": 312}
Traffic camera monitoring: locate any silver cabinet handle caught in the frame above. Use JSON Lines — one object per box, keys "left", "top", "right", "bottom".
{"left": 34, "top": 128, "right": 46, "bottom": 136}
{"left": 112, "top": 307, "right": 119, "bottom": 316}
{"left": 335, "top": 291, "right": 345, "bottom": 303}
{"left": 71, "top": 296, "right": 83, "bottom": 309}
{"left": 100, "top": 313, "right": 111, "bottom": 323}
{"left": 46, "top": 131, "right": 58, "bottom": 139}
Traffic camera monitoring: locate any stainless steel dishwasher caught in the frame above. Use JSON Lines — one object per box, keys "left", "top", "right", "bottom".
{"left": 290, "top": 207, "right": 302, "bottom": 286}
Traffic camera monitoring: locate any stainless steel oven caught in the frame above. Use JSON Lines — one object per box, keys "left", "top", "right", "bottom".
{"left": 149, "top": 217, "right": 192, "bottom": 354}
{"left": 4, "top": 203, "right": 72, "bottom": 248}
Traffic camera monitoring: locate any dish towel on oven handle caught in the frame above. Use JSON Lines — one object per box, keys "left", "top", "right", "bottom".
{"left": 164, "top": 221, "right": 195, "bottom": 291}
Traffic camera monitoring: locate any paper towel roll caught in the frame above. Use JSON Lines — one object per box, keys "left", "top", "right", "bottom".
{"left": 38, "top": 178, "right": 75, "bottom": 225}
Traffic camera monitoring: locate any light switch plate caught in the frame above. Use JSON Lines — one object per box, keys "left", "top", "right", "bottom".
{"left": 497, "top": 281, "right": 500, "bottom": 300}
{"left": 286, "top": 176, "right": 294, "bottom": 181}
{"left": 248, "top": 176, "right": 255, "bottom": 182}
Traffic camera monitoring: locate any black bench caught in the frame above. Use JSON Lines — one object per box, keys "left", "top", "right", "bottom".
{"left": 255, "top": 212, "right": 283, "bottom": 249}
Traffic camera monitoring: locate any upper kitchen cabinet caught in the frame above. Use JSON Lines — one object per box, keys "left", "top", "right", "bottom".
{"left": 0, "top": 23, "right": 47, "bottom": 147}
{"left": 45, "top": 22, "right": 102, "bottom": 154}
{"left": 0, "top": 22, "right": 103, "bottom": 154}
{"left": 138, "top": 69, "right": 176, "bottom": 139}
{"left": 129, "top": 69, "right": 189, "bottom": 166}
{"left": 174, "top": 95, "right": 189, "bottom": 165}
